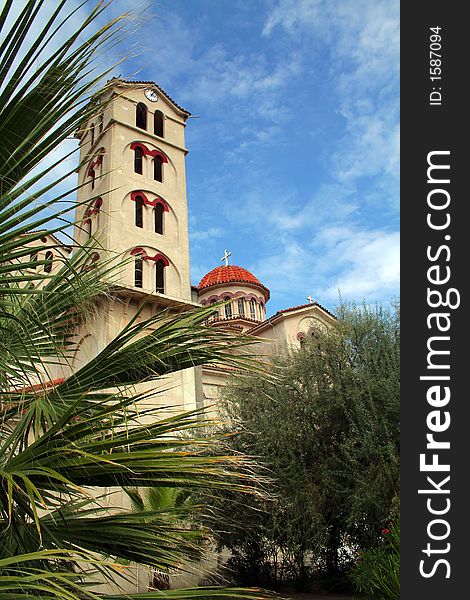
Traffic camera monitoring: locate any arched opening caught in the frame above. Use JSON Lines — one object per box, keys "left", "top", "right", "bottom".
{"left": 154, "top": 203, "right": 164, "bottom": 234}
{"left": 224, "top": 297, "right": 232, "bottom": 319}
{"left": 154, "top": 110, "right": 164, "bottom": 137}
{"left": 134, "top": 257, "right": 143, "bottom": 288}
{"left": 30, "top": 250, "right": 38, "bottom": 270}
{"left": 90, "top": 169, "right": 95, "bottom": 190}
{"left": 153, "top": 156, "right": 163, "bottom": 182}
{"left": 85, "top": 219, "right": 92, "bottom": 237}
{"left": 250, "top": 299, "right": 257, "bottom": 320}
{"left": 136, "top": 103, "right": 147, "bottom": 130}
{"left": 135, "top": 195, "right": 144, "bottom": 228}
{"left": 155, "top": 259, "right": 165, "bottom": 293}
{"left": 98, "top": 114, "right": 104, "bottom": 133}
{"left": 44, "top": 251, "right": 53, "bottom": 273}
{"left": 134, "top": 147, "right": 144, "bottom": 174}
{"left": 90, "top": 122, "right": 95, "bottom": 146}
{"left": 238, "top": 298, "right": 245, "bottom": 317}
{"left": 97, "top": 152, "right": 104, "bottom": 178}
{"left": 210, "top": 298, "right": 219, "bottom": 318}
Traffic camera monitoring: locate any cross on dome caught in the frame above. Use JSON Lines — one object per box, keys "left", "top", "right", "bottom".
{"left": 221, "top": 249, "right": 232, "bottom": 267}
{"left": 307, "top": 294, "right": 314, "bottom": 304}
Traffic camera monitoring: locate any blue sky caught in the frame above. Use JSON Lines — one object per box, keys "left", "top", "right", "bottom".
{"left": 8, "top": 0, "right": 400, "bottom": 316}
{"left": 117, "top": 0, "right": 400, "bottom": 315}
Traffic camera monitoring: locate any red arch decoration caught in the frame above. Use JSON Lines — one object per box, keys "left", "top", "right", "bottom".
{"left": 87, "top": 148, "right": 105, "bottom": 177}
{"left": 130, "top": 247, "right": 170, "bottom": 266}
{"left": 201, "top": 292, "right": 264, "bottom": 304}
{"left": 130, "top": 191, "right": 169, "bottom": 211}
{"left": 84, "top": 197, "right": 103, "bottom": 219}
{"left": 130, "top": 142, "right": 168, "bottom": 163}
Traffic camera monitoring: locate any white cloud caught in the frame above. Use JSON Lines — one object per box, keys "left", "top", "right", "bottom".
{"left": 189, "top": 227, "right": 224, "bottom": 243}
{"left": 248, "top": 224, "right": 399, "bottom": 312}
{"left": 313, "top": 227, "right": 400, "bottom": 300}
{"left": 263, "top": 0, "right": 399, "bottom": 202}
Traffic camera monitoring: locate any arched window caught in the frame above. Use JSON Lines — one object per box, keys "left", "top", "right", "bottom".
{"left": 238, "top": 298, "right": 245, "bottom": 317}
{"left": 85, "top": 219, "right": 92, "bottom": 237}
{"left": 210, "top": 298, "right": 219, "bottom": 318}
{"left": 44, "top": 251, "right": 53, "bottom": 273}
{"left": 224, "top": 298, "right": 232, "bottom": 319}
{"left": 90, "top": 169, "right": 95, "bottom": 190}
{"left": 259, "top": 302, "right": 265, "bottom": 320}
{"left": 134, "top": 147, "right": 143, "bottom": 174}
{"left": 154, "top": 110, "right": 164, "bottom": 137}
{"left": 98, "top": 113, "right": 104, "bottom": 133}
{"left": 153, "top": 156, "right": 163, "bottom": 182}
{"left": 134, "top": 257, "right": 143, "bottom": 288}
{"left": 90, "top": 122, "right": 95, "bottom": 146}
{"left": 154, "top": 203, "right": 164, "bottom": 234}
{"left": 30, "top": 250, "right": 38, "bottom": 270}
{"left": 155, "top": 259, "right": 165, "bottom": 293}
{"left": 135, "top": 195, "right": 144, "bottom": 228}
{"left": 250, "top": 299, "right": 256, "bottom": 320}
{"left": 136, "top": 103, "right": 147, "bottom": 130}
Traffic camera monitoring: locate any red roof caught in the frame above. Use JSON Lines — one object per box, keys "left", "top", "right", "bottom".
{"left": 274, "top": 301, "right": 336, "bottom": 319}
{"left": 198, "top": 265, "right": 270, "bottom": 298}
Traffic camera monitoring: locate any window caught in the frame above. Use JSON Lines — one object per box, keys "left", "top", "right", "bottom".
{"left": 134, "top": 147, "right": 143, "bottom": 174}
{"left": 30, "top": 251, "right": 38, "bottom": 270}
{"left": 154, "top": 110, "right": 164, "bottom": 137}
{"left": 135, "top": 195, "right": 144, "bottom": 228}
{"left": 85, "top": 219, "right": 92, "bottom": 237}
{"left": 155, "top": 259, "right": 165, "bottom": 293}
{"left": 259, "top": 302, "right": 265, "bottom": 320}
{"left": 134, "top": 258, "right": 143, "bottom": 288}
{"left": 98, "top": 114, "right": 103, "bottom": 133}
{"left": 250, "top": 299, "right": 256, "bottom": 320}
{"left": 238, "top": 298, "right": 245, "bottom": 317}
{"left": 44, "top": 250, "right": 54, "bottom": 273}
{"left": 154, "top": 203, "right": 164, "bottom": 234}
{"left": 44, "top": 251, "right": 53, "bottom": 273}
{"left": 153, "top": 156, "right": 163, "bottom": 182}
{"left": 210, "top": 299, "right": 219, "bottom": 318}
{"left": 90, "top": 122, "right": 95, "bottom": 146}
{"left": 90, "top": 169, "right": 95, "bottom": 190}
{"left": 224, "top": 298, "right": 232, "bottom": 318}
{"left": 136, "top": 103, "right": 147, "bottom": 130}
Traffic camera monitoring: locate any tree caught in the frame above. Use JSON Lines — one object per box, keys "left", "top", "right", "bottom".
{"left": 0, "top": 2, "right": 266, "bottom": 598}
{"left": 125, "top": 486, "right": 199, "bottom": 590}
{"left": 213, "top": 302, "right": 400, "bottom": 591}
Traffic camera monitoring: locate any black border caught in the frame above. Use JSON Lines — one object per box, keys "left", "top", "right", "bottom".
{"left": 401, "top": 3, "right": 467, "bottom": 597}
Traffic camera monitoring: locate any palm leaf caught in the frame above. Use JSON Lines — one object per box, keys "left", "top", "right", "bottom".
{"left": 0, "top": 1, "right": 271, "bottom": 597}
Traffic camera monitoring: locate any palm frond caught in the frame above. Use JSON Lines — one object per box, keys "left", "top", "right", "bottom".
{"left": 0, "top": 1, "right": 271, "bottom": 596}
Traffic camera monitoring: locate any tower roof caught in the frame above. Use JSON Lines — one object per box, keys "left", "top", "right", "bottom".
{"left": 198, "top": 265, "right": 270, "bottom": 299}
{"left": 108, "top": 78, "right": 191, "bottom": 116}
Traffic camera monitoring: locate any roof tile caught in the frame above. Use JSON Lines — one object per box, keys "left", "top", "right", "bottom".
{"left": 198, "top": 265, "right": 270, "bottom": 298}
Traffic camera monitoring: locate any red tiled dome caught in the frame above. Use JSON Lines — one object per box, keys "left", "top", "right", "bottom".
{"left": 198, "top": 265, "right": 269, "bottom": 298}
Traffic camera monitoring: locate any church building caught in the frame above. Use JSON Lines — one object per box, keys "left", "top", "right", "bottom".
{"left": 36, "top": 79, "right": 336, "bottom": 409}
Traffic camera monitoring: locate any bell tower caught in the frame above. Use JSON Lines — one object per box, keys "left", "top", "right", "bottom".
{"left": 71, "top": 79, "right": 202, "bottom": 417}
{"left": 74, "top": 79, "right": 192, "bottom": 302}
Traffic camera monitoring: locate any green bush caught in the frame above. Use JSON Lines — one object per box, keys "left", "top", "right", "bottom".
{"left": 351, "top": 520, "right": 400, "bottom": 600}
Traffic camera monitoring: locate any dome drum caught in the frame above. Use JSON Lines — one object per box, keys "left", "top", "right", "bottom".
{"left": 197, "top": 264, "right": 269, "bottom": 325}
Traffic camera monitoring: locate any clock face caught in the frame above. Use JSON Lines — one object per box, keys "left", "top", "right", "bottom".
{"left": 144, "top": 89, "right": 158, "bottom": 102}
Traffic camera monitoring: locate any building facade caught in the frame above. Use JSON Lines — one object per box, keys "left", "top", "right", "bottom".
{"left": 30, "top": 79, "right": 335, "bottom": 411}
{"left": 17, "top": 78, "right": 337, "bottom": 592}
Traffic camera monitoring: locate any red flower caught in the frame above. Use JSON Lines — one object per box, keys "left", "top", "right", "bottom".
{"left": 382, "top": 528, "right": 391, "bottom": 534}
